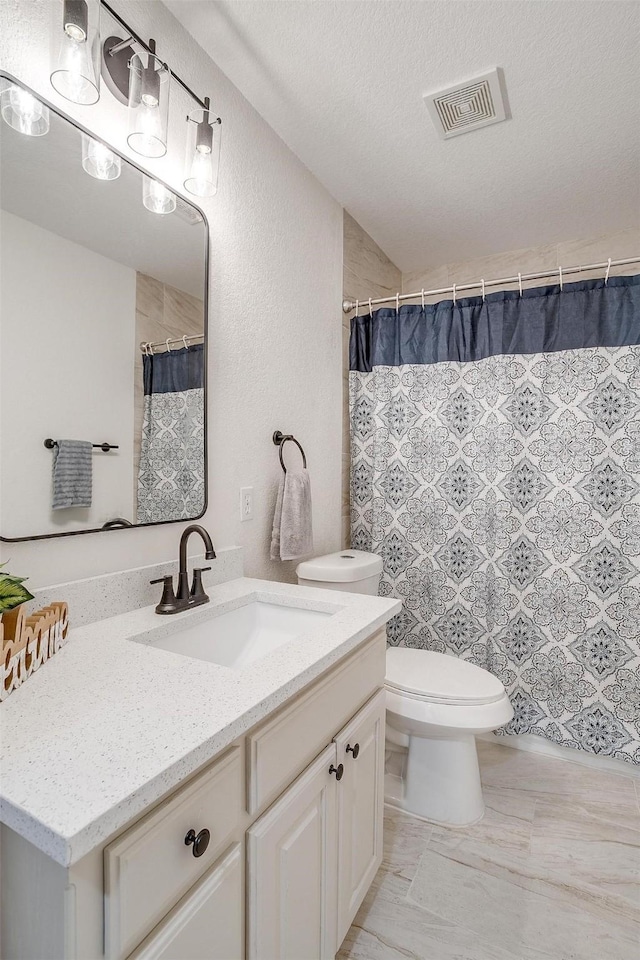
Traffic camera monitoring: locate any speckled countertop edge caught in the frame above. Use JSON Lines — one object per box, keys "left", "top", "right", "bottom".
{"left": 0, "top": 578, "right": 399, "bottom": 867}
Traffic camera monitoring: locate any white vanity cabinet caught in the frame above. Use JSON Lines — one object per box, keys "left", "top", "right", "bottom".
{"left": 0, "top": 629, "right": 387, "bottom": 960}
{"left": 247, "top": 689, "right": 386, "bottom": 960}
{"left": 335, "top": 689, "right": 385, "bottom": 945}
{"left": 247, "top": 743, "right": 339, "bottom": 959}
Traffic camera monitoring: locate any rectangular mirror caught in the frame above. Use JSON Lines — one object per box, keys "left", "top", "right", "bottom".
{"left": 0, "top": 75, "right": 208, "bottom": 541}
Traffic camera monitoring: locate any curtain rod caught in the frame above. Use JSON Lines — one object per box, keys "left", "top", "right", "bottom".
{"left": 140, "top": 334, "right": 204, "bottom": 354}
{"left": 342, "top": 255, "right": 640, "bottom": 314}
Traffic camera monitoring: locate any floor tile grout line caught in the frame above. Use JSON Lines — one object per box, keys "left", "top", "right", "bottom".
{"left": 429, "top": 840, "right": 640, "bottom": 930}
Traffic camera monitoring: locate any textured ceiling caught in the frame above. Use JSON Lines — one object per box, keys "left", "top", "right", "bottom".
{"left": 164, "top": 0, "right": 640, "bottom": 272}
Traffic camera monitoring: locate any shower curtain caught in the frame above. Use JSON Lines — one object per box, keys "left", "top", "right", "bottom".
{"left": 350, "top": 275, "right": 640, "bottom": 763}
{"left": 137, "top": 344, "right": 205, "bottom": 523}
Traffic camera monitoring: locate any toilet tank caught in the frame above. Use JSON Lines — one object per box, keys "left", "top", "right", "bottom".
{"left": 296, "top": 550, "right": 383, "bottom": 595}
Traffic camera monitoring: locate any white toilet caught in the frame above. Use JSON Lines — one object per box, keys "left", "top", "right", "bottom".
{"left": 296, "top": 550, "right": 514, "bottom": 826}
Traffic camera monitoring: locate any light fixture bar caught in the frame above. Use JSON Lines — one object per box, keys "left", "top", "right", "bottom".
{"left": 100, "top": 0, "right": 219, "bottom": 118}
{"left": 106, "top": 35, "right": 135, "bottom": 57}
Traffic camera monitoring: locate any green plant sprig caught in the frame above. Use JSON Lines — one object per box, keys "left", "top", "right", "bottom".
{"left": 0, "top": 562, "right": 34, "bottom": 614}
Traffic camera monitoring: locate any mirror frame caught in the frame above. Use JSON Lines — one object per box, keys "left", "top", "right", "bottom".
{"left": 0, "top": 71, "right": 209, "bottom": 542}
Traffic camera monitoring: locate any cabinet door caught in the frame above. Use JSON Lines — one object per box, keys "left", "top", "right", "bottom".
{"left": 335, "top": 689, "right": 386, "bottom": 946}
{"left": 247, "top": 744, "right": 338, "bottom": 960}
{"left": 127, "top": 843, "right": 243, "bottom": 960}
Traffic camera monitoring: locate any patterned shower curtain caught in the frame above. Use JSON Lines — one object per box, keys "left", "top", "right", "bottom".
{"left": 137, "top": 344, "right": 205, "bottom": 523}
{"left": 350, "top": 275, "right": 640, "bottom": 764}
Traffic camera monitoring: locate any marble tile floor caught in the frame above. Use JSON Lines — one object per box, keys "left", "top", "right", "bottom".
{"left": 338, "top": 740, "right": 640, "bottom": 960}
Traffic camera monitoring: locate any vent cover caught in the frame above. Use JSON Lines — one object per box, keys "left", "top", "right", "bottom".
{"left": 424, "top": 69, "right": 508, "bottom": 139}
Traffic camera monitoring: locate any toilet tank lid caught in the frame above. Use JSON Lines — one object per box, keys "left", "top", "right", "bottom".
{"left": 386, "top": 648, "right": 506, "bottom": 704}
{"left": 296, "top": 550, "right": 383, "bottom": 583}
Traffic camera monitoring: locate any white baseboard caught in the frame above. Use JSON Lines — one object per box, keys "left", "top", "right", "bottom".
{"left": 478, "top": 732, "right": 640, "bottom": 781}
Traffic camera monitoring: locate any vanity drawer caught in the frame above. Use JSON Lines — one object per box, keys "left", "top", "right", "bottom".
{"left": 105, "top": 746, "right": 242, "bottom": 960}
{"left": 247, "top": 629, "right": 386, "bottom": 814}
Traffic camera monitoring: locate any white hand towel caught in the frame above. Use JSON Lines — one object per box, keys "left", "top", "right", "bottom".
{"left": 270, "top": 476, "right": 285, "bottom": 561}
{"left": 270, "top": 469, "right": 313, "bottom": 561}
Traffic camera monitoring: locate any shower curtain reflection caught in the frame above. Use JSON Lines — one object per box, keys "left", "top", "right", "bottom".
{"left": 137, "top": 344, "right": 205, "bottom": 523}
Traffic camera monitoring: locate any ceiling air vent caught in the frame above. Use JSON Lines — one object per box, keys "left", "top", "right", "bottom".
{"left": 424, "top": 68, "right": 508, "bottom": 139}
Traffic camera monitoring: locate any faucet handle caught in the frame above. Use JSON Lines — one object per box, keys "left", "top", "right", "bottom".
{"left": 190, "top": 567, "right": 211, "bottom": 600}
{"left": 150, "top": 575, "right": 178, "bottom": 615}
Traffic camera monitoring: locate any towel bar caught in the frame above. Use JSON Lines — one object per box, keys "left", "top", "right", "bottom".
{"left": 273, "top": 430, "right": 307, "bottom": 472}
{"left": 44, "top": 439, "right": 119, "bottom": 452}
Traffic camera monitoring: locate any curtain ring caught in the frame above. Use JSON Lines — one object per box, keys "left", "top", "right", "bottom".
{"left": 396, "top": 292, "right": 400, "bottom": 314}
{"left": 421, "top": 288, "right": 425, "bottom": 309}
{"left": 166, "top": 338, "right": 172, "bottom": 352}
{"left": 558, "top": 266, "right": 563, "bottom": 291}
{"left": 452, "top": 283, "right": 456, "bottom": 305}
{"left": 481, "top": 278, "right": 485, "bottom": 302}
{"left": 354, "top": 299, "right": 359, "bottom": 317}
{"left": 368, "top": 298, "right": 372, "bottom": 315}
{"left": 605, "top": 258, "right": 612, "bottom": 284}
{"left": 149, "top": 342, "right": 154, "bottom": 355}
{"left": 182, "top": 335, "right": 189, "bottom": 350}
{"left": 518, "top": 273, "right": 523, "bottom": 297}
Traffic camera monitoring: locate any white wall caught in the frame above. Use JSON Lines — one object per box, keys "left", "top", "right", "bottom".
{"left": 0, "top": 0, "right": 343, "bottom": 587}
{"left": 0, "top": 210, "right": 135, "bottom": 538}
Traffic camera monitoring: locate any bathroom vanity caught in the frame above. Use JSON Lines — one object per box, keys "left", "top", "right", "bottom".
{"left": 0, "top": 578, "right": 400, "bottom": 960}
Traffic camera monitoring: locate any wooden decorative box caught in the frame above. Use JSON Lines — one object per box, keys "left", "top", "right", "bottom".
{"left": 0, "top": 602, "right": 69, "bottom": 702}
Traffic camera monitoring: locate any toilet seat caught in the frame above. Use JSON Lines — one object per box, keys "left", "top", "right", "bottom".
{"left": 386, "top": 648, "right": 506, "bottom": 706}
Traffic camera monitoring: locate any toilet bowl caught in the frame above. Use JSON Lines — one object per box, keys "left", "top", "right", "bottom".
{"left": 385, "top": 647, "right": 513, "bottom": 825}
{"left": 296, "top": 550, "right": 514, "bottom": 826}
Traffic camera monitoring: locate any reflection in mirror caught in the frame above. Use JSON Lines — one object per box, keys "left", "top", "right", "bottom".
{"left": 0, "top": 78, "right": 208, "bottom": 541}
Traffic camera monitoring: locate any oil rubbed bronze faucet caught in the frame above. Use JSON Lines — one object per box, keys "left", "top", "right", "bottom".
{"left": 151, "top": 524, "right": 217, "bottom": 615}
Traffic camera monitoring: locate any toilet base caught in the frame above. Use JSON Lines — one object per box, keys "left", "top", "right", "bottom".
{"left": 385, "top": 733, "right": 485, "bottom": 826}
{"left": 384, "top": 797, "right": 486, "bottom": 829}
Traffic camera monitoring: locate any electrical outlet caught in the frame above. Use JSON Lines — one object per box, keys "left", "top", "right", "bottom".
{"left": 240, "top": 486, "right": 254, "bottom": 522}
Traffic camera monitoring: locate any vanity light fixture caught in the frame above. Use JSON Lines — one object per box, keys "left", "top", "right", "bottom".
{"left": 127, "top": 43, "right": 170, "bottom": 158}
{"left": 50, "top": 0, "right": 100, "bottom": 105}
{"left": 184, "top": 98, "right": 222, "bottom": 197}
{"left": 81, "top": 133, "right": 121, "bottom": 180}
{"left": 0, "top": 80, "right": 50, "bottom": 137}
{"left": 142, "top": 175, "right": 176, "bottom": 215}
{"left": 99, "top": 2, "right": 222, "bottom": 187}
{"left": 46, "top": 1, "right": 223, "bottom": 193}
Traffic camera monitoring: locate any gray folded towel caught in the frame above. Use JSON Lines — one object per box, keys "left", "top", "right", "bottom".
{"left": 52, "top": 440, "right": 93, "bottom": 510}
{"left": 270, "top": 468, "right": 313, "bottom": 561}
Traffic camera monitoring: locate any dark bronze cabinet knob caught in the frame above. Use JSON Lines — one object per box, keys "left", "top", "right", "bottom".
{"left": 346, "top": 742, "right": 360, "bottom": 759}
{"left": 329, "top": 763, "right": 344, "bottom": 781}
{"left": 185, "top": 828, "right": 211, "bottom": 858}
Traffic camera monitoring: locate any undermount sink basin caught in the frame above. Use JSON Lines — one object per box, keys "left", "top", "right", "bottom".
{"left": 143, "top": 601, "right": 334, "bottom": 670}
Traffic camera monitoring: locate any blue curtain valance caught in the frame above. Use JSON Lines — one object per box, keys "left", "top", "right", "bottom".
{"left": 350, "top": 275, "right": 640, "bottom": 372}
{"left": 143, "top": 342, "right": 205, "bottom": 395}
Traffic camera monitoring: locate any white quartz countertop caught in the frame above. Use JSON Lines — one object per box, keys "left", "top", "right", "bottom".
{"left": 0, "top": 577, "right": 399, "bottom": 867}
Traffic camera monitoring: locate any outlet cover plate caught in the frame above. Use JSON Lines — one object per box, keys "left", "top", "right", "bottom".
{"left": 240, "top": 487, "right": 254, "bottom": 522}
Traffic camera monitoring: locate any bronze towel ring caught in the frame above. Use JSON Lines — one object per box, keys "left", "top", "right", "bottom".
{"left": 273, "top": 430, "right": 307, "bottom": 472}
